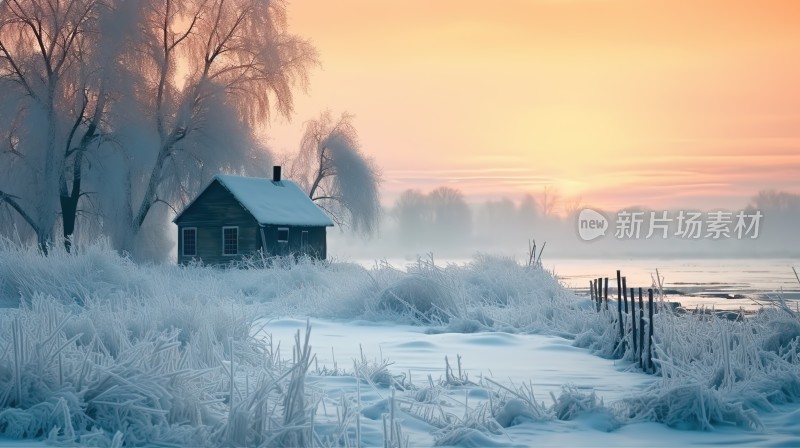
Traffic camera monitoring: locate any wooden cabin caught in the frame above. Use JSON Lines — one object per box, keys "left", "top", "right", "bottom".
{"left": 173, "top": 167, "right": 334, "bottom": 265}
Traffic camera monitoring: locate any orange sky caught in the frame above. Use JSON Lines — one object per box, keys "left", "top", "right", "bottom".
{"left": 267, "top": 0, "right": 800, "bottom": 212}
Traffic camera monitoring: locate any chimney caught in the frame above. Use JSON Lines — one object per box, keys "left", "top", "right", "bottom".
{"left": 272, "top": 165, "right": 282, "bottom": 182}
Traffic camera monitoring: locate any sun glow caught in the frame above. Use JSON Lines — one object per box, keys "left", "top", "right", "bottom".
{"left": 266, "top": 0, "right": 800, "bottom": 210}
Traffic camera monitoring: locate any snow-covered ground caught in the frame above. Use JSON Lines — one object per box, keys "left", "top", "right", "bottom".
{"left": 263, "top": 318, "right": 800, "bottom": 447}
{"left": 0, "top": 240, "right": 798, "bottom": 446}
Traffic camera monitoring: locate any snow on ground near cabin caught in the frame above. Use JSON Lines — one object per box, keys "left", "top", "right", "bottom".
{"left": 262, "top": 318, "right": 652, "bottom": 402}
{"left": 262, "top": 318, "right": 800, "bottom": 447}
{"left": 0, "top": 240, "right": 799, "bottom": 446}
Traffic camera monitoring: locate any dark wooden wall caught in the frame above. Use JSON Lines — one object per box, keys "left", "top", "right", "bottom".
{"left": 175, "top": 180, "right": 328, "bottom": 265}
{"left": 175, "top": 181, "right": 261, "bottom": 265}
{"left": 262, "top": 225, "right": 327, "bottom": 259}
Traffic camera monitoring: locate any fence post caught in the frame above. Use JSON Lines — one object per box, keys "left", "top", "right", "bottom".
{"left": 596, "top": 277, "right": 602, "bottom": 311}
{"left": 630, "top": 287, "right": 638, "bottom": 359}
{"left": 648, "top": 288, "right": 654, "bottom": 373}
{"left": 638, "top": 288, "right": 644, "bottom": 369}
{"left": 616, "top": 271, "right": 623, "bottom": 343}
{"left": 604, "top": 278, "right": 609, "bottom": 310}
{"left": 595, "top": 279, "right": 600, "bottom": 312}
{"left": 622, "top": 277, "right": 629, "bottom": 315}
{"left": 590, "top": 279, "right": 595, "bottom": 304}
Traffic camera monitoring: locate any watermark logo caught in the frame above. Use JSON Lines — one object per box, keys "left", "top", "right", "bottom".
{"left": 578, "top": 208, "right": 609, "bottom": 241}
{"left": 576, "top": 209, "right": 763, "bottom": 241}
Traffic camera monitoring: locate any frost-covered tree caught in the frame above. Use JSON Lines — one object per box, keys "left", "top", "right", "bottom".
{"left": 115, "top": 0, "right": 316, "bottom": 252}
{"left": 291, "top": 111, "right": 381, "bottom": 236}
{"left": 0, "top": 0, "right": 122, "bottom": 252}
{"left": 0, "top": 0, "right": 317, "bottom": 257}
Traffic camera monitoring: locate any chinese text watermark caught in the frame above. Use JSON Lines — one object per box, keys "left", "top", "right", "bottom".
{"left": 577, "top": 209, "right": 762, "bottom": 242}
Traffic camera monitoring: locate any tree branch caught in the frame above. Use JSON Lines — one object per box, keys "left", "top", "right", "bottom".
{"left": 313, "top": 201, "right": 344, "bottom": 228}
{"left": 61, "top": 88, "right": 89, "bottom": 195}
{"left": 311, "top": 195, "right": 339, "bottom": 203}
{"left": 53, "top": 0, "right": 93, "bottom": 76}
{"left": 0, "top": 190, "right": 39, "bottom": 234}
{"left": 0, "top": 41, "right": 37, "bottom": 99}
{"left": 308, "top": 144, "right": 331, "bottom": 200}
{"left": 153, "top": 197, "right": 179, "bottom": 215}
{"left": 155, "top": 0, "right": 171, "bottom": 140}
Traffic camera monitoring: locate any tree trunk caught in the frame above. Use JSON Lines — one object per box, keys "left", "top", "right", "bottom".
{"left": 60, "top": 139, "right": 85, "bottom": 253}
{"left": 60, "top": 193, "right": 78, "bottom": 252}
{"left": 132, "top": 149, "right": 166, "bottom": 234}
{"left": 37, "top": 86, "right": 60, "bottom": 254}
{"left": 60, "top": 93, "right": 104, "bottom": 252}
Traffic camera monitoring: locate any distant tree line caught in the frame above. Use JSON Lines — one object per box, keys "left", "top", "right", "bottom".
{"left": 371, "top": 187, "right": 800, "bottom": 257}
{"left": 387, "top": 186, "right": 566, "bottom": 252}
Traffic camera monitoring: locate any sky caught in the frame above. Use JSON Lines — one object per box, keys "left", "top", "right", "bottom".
{"left": 266, "top": 0, "right": 800, "bottom": 213}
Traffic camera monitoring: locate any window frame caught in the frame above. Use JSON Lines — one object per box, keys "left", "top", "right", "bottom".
{"left": 222, "top": 226, "right": 239, "bottom": 256}
{"left": 182, "top": 227, "right": 197, "bottom": 257}
{"left": 277, "top": 227, "right": 290, "bottom": 243}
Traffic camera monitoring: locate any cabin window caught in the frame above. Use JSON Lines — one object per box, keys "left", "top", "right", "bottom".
{"left": 223, "top": 226, "right": 238, "bottom": 255}
{"left": 277, "top": 227, "right": 289, "bottom": 243}
{"left": 182, "top": 227, "right": 197, "bottom": 256}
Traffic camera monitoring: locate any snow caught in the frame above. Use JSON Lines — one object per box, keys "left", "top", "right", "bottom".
{"left": 263, "top": 318, "right": 800, "bottom": 447}
{"left": 177, "top": 174, "right": 335, "bottom": 227}
{"left": 0, "top": 241, "right": 799, "bottom": 446}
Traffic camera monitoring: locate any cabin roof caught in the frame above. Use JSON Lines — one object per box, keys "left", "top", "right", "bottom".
{"left": 174, "top": 174, "right": 335, "bottom": 227}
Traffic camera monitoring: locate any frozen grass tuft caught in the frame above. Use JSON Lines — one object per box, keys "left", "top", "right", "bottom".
{"left": 550, "top": 385, "right": 604, "bottom": 421}
{"left": 622, "top": 383, "right": 762, "bottom": 430}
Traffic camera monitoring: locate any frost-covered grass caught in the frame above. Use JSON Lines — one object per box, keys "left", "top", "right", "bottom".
{"left": 0, "top": 240, "right": 799, "bottom": 445}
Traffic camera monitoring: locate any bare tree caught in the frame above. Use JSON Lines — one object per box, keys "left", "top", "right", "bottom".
{"left": 291, "top": 111, "right": 381, "bottom": 236}
{"left": 563, "top": 194, "right": 584, "bottom": 218}
{"left": 540, "top": 185, "right": 561, "bottom": 218}
{"left": 0, "top": 0, "right": 104, "bottom": 251}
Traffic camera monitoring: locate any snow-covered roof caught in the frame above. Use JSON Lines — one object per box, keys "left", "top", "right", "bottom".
{"left": 175, "top": 174, "right": 334, "bottom": 227}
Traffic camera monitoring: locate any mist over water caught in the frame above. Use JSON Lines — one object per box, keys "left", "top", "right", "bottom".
{"left": 328, "top": 189, "right": 800, "bottom": 309}
{"left": 330, "top": 188, "right": 800, "bottom": 260}
{"left": 332, "top": 243, "right": 799, "bottom": 310}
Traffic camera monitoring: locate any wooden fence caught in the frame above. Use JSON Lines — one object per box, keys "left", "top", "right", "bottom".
{"left": 589, "top": 270, "right": 657, "bottom": 374}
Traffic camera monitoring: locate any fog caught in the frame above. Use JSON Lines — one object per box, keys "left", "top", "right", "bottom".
{"left": 329, "top": 188, "right": 800, "bottom": 262}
